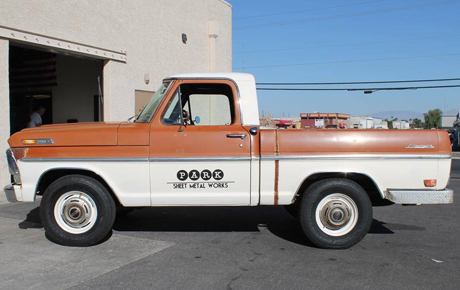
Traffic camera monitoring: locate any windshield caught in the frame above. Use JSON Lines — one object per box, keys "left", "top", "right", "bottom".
{"left": 136, "top": 81, "right": 171, "bottom": 123}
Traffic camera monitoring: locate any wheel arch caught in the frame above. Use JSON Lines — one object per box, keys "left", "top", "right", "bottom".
{"left": 35, "top": 168, "right": 123, "bottom": 207}
{"left": 293, "top": 172, "right": 391, "bottom": 207}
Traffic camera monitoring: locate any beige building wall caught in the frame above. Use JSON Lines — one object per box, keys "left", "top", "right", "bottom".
{"left": 0, "top": 39, "right": 9, "bottom": 203}
{"left": 0, "top": 0, "right": 232, "bottom": 192}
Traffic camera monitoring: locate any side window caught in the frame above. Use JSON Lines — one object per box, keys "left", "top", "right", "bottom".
{"left": 188, "top": 94, "right": 232, "bottom": 126}
{"left": 162, "top": 83, "right": 235, "bottom": 126}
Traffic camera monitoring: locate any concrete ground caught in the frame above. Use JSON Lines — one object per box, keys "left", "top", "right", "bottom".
{"left": 0, "top": 160, "right": 459, "bottom": 290}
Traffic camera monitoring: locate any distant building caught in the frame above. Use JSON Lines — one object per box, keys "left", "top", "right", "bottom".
{"left": 373, "top": 118, "right": 389, "bottom": 129}
{"left": 348, "top": 116, "right": 373, "bottom": 129}
{"left": 441, "top": 114, "right": 458, "bottom": 129}
{"left": 260, "top": 117, "right": 301, "bottom": 129}
{"left": 300, "top": 113, "right": 349, "bottom": 129}
{"left": 392, "top": 121, "right": 410, "bottom": 129}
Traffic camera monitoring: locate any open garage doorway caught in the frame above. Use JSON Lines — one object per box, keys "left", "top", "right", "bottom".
{"left": 9, "top": 44, "right": 104, "bottom": 134}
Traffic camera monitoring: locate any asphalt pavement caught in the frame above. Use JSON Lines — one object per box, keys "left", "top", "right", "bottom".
{"left": 1, "top": 160, "right": 459, "bottom": 290}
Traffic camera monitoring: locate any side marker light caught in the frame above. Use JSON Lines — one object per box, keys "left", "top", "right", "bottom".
{"left": 424, "top": 179, "right": 437, "bottom": 187}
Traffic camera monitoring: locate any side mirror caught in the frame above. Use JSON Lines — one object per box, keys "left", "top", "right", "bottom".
{"left": 194, "top": 116, "right": 201, "bottom": 124}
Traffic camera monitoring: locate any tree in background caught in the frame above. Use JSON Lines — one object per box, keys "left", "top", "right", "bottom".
{"left": 423, "top": 109, "right": 442, "bottom": 129}
{"left": 411, "top": 118, "right": 424, "bottom": 128}
{"left": 384, "top": 116, "right": 398, "bottom": 129}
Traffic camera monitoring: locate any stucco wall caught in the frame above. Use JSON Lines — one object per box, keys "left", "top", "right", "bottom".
{"left": 0, "top": 39, "right": 10, "bottom": 199}
{"left": 0, "top": 0, "right": 232, "bottom": 121}
{"left": 0, "top": 0, "right": 232, "bottom": 194}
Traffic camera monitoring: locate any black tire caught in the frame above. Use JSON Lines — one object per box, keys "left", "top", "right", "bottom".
{"left": 40, "top": 175, "right": 116, "bottom": 246}
{"left": 298, "top": 178, "right": 372, "bottom": 249}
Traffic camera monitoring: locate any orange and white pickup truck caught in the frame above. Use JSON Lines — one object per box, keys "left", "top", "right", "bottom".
{"left": 4, "top": 73, "right": 454, "bottom": 249}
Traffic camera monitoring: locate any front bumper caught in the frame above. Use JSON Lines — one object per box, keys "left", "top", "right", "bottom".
{"left": 3, "top": 184, "right": 20, "bottom": 203}
{"left": 385, "top": 188, "right": 454, "bottom": 204}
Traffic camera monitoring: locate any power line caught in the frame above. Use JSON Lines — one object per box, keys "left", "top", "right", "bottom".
{"left": 234, "top": 0, "right": 393, "bottom": 20}
{"left": 256, "top": 84, "right": 460, "bottom": 92}
{"left": 233, "top": 53, "right": 460, "bottom": 70}
{"left": 233, "top": 34, "right": 459, "bottom": 55}
{"left": 234, "top": 0, "right": 460, "bottom": 30}
{"left": 257, "top": 77, "right": 460, "bottom": 86}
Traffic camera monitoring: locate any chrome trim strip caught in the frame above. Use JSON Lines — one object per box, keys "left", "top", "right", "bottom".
{"left": 20, "top": 154, "right": 450, "bottom": 162}
{"left": 21, "top": 156, "right": 255, "bottom": 162}
{"left": 150, "top": 157, "right": 251, "bottom": 162}
{"left": 21, "top": 157, "right": 149, "bottom": 162}
{"left": 261, "top": 154, "right": 451, "bottom": 160}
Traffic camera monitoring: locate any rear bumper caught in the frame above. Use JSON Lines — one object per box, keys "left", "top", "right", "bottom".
{"left": 3, "top": 184, "right": 20, "bottom": 203}
{"left": 385, "top": 188, "right": 454, "bottom": 204}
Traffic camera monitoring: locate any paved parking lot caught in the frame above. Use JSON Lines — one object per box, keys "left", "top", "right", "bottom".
{"left": 1, "top": 160, "right": 459, "bottom": 290}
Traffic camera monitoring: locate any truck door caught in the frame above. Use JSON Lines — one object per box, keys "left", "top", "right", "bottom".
{"left": 149, "top": 80, "right": 251, "bottom": 205}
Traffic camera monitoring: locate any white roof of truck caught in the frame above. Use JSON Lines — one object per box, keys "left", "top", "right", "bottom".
{"left": 166, "top": 73, "right": 260, "bottom": 126}
{"left": 168, "top": 72, "right": 255, "bottom": 83}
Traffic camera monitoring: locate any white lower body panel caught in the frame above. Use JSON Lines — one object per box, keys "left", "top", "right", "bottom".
{"left": 149, "top": 161, "right": 251, "bottom": 206}
{"left": 17, "top": 160, "right": 151, "bottom": 206}
{"left": 260, "top": 158, "right": 450, "bottom": 205}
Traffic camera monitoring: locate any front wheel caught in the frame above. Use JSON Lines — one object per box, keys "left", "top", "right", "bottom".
{"left": 298, "top": 178, "right": 372, "bottom": 249}
{"left": 40, "top": 175, "right": 116, "bottom": 246}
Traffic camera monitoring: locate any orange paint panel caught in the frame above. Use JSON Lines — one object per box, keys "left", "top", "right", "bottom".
{"left": 150, "top": 79, "right": 249, "bottom": 158}
{"left": 260, "top": 129, "right": 276, "bottom": 155}
{"left": 437, "top": 130, "right": 451, "bottom": 154}
{"left": 242, "top": 126, "right": 260, "bottom": 158}
{"left": 260, "top": 129, "right": 451, "bottom": 155}
{"left": 118, "top": 122, "right": 150, "bottom": 146}
{"left": 9, "top": 122, "right": 120, "bottom": 148}
{"left": 24, "top": 146, "right": 149, "bottom": 159}
{"left": 150, "top": 125, "right": 250, "bottom": 158}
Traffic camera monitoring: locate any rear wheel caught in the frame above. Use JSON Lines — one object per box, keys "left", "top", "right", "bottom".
{"left": 298, "top": 178, "right": 372, "bottom": 249}
{"left": 40, "top": 175, "right": 116, "bottom": 246}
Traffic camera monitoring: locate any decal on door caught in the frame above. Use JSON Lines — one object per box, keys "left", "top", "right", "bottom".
{"left": 169, "top": 169, "right": 232, "bottom": 189}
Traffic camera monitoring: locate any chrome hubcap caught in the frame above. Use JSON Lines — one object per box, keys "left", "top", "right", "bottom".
{"left": 315, "top": 193, "right": 358, "bottom": 236}
{"left": 54, "top": 191, "right": 98, "bottom": 234}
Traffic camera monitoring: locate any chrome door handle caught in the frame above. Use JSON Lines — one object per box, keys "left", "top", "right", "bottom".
{"left": 226, "top": 134, "right": 246, "bottom": 140}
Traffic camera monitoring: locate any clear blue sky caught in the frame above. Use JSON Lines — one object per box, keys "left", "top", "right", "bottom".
{"left": 230, "top": 0, "right": 460, "bottom": 118}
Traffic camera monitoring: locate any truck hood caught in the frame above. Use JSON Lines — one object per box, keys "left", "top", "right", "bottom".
{"left": 8, "top": 122, "right": 121, "bottom": 147}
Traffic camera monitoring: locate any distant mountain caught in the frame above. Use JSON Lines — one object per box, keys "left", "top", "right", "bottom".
{"left": 366, "top": 110, "right": 424, "bottom": 121}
